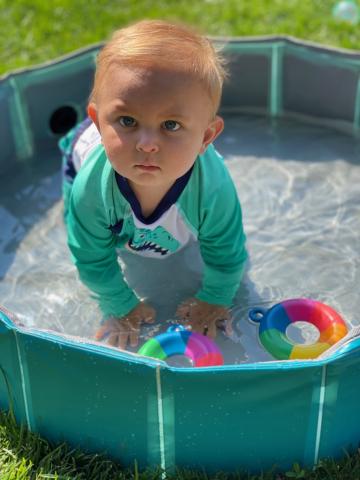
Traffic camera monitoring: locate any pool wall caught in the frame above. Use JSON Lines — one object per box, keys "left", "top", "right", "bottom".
{"left": 1, "top": 37, "right": 360, "bottom": 473}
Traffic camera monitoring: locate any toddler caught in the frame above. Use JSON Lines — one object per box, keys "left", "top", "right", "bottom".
{"left": 60, "top": 20, "right": 247, "bottom": 349}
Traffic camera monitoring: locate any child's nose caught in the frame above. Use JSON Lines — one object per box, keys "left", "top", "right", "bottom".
{"left": 136, "top": 130, "right": 160, "bottom": 153}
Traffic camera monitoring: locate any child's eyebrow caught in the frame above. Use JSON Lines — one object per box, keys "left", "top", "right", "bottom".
{"left": 161, "top": 113, "right": 189, "bottom": 120}
{"left": 110, "top": 101, "right": 129, "bottom": 111}
{"left": 158, "top": 107, "right": 191, "bottom": 120}
{"left": 110, "top": 102, "right": 190, "bottom": 120}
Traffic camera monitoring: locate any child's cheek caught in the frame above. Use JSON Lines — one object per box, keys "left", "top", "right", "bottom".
{"left": 106, "top": 132, "right": 128, "bottom": 156}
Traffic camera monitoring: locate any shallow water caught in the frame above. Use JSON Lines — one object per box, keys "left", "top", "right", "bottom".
{"left": 1, "top": 115, "right": 360, "bottom": 364}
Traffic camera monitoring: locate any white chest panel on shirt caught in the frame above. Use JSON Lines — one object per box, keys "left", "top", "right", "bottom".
{"left": 125, "top": 204, "right": 196, "bottom": 258}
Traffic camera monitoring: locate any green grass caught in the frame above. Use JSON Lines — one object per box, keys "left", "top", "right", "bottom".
{"left": 1, "top": 0, "right": 360, "bottom": 477}
{"left": 1, "top": 409, "right": 360, "bottom": 480}
{"left": 1, "top": 0, "right": 360, "bottom": 76}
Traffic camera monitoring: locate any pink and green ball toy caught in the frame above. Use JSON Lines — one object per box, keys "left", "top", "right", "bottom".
{"left": 138, "top": 324, "right": 224, "bottom": 367}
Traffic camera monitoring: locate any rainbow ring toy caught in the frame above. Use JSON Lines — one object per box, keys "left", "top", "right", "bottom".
{"left": 138, "top": 324, "right": 224, "bottom": 367}
{"left": 249, "top": 298, "right": 348, "bottom": 360}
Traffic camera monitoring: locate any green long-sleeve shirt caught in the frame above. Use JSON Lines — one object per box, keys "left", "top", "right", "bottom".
{"left": 62, "top": 128, "right": 247, "bottom": 318}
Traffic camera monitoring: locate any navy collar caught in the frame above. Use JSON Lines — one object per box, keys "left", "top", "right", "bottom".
{"left": 115, "top": 166, "right": 194, "bottom": 225}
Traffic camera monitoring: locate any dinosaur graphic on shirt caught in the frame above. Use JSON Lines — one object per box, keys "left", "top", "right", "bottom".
{"left": 127, "top": 225, "right": 180, "bottom": 256}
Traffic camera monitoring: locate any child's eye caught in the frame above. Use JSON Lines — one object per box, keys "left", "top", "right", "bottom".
{"left": 119, "top": 116, "right": 137, "bottom": 127}
{"left": 162, "top": 120, "right": 181, "bottom": 131}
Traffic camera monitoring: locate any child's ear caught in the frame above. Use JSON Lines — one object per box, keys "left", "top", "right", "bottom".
{"left": 199, "top": 115, "right": 224, "bottom": 154}
{"left": 87, "top": 103, "right": 100, "bottom": 130}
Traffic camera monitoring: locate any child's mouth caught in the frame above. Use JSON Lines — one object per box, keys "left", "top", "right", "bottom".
{"left": 135, "top": 165, "right": 160, "bottom": 172}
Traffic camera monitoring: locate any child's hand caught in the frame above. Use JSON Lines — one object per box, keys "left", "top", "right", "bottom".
{"left": 95, "top": 302, "right": 156, "bottom": 349}
{"left": 176, "top": 297, "right": 232, "bottom": 338}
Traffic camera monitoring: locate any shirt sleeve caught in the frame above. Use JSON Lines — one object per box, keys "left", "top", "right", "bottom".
{"left": 195, "top": 157, "right": 247, "bottom": 307}
{"left": 66, "top": 157, "right": 140, "bottom": 319}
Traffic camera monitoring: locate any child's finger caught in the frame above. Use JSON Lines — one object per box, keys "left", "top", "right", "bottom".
{"left": 144, "top": 312, "right": 155, "bottom": 323}
{"left": 176, "top": 306, "right": 190, "bottom": 319}
{"left": 129, "top": 328, "right": 140, "bottom": 347}
{"left": 107, "top": 332, "right": 120, "bottom": 347}
{"left": 191, "top": 319, "right": 204, "bottom": 335}
{"left": 95, "top": 324, "right": 111, "bottom": 341}
{"left": 225, "top": 318, "right": 233, "bottom": 337}
{"left": 206, "top": 322, "right": 217, "bottom": 339}
{"left": 118, "top": 331, "right": 129, "bottom": 350}
{"left": 175, "top": 298, "right": 195, "bottom": 317}
{"left": 175, "top": 305, "right": 185, "bottom": 316}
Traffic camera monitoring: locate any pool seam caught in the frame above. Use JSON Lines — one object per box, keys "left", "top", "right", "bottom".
{"left": 8, "top": 77, "right": 34, "bottom": 160}
{"left": 14, "top": 330, "right": 34, "bottom": 431}
{"left": 353, "top": 74, "right": 360, "bottom": 134}
{"left": 313, "top": 364, "right": 327, "bottom": 466}
{"left": 156, "top": 365, "right": 166, "bottom": 476}
{"left": 270, "top": 42, "right": 283, "bottom": 117}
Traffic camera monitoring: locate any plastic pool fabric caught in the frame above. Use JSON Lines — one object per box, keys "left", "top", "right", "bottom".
{"left": 1, "top": 37, "right": 360, "bottom": 474}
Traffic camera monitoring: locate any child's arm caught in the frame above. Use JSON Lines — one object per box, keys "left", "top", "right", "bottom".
{"left": 65, "top": 155, "right": 147, "bottom": 331}
{"left": 177, "top": 159, "right": 247, "bottom": 336}
{"left": 198, "top": 182, "right": 246, "bottom": 306}
{"left": 67, "top": 197, "right": 140, "bottom": 319}
{"left": 68, "top": 189, "right": 157, "bottom": 348}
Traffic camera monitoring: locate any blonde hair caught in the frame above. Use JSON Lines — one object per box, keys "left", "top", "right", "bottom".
{"left": 90, "top": 19, "right": 227, "bottom": 114}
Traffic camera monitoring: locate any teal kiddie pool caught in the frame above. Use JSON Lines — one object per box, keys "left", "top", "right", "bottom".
{"left": 1, "top": 37, "right": 360, "bottom": 474}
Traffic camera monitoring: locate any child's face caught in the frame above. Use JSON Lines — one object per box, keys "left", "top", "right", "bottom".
{"left": 88, "top": 65, "right": 223, "bottom": 191}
